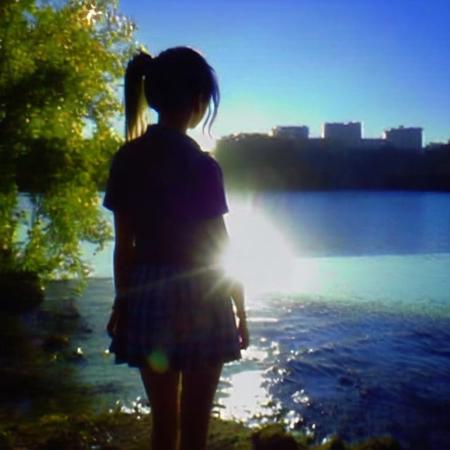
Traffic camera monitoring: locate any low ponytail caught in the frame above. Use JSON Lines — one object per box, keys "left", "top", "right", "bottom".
{"left": 124, "top": 51, "right": 153, "bottom": 141}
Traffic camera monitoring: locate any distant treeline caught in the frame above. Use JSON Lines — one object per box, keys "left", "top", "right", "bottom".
{"left": 214, "top": 136, "right": 450, "bottom": 191}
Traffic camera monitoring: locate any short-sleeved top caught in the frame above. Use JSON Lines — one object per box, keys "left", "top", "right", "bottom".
{"left": 103, "top": 124, "right": 229, "bottom": 267}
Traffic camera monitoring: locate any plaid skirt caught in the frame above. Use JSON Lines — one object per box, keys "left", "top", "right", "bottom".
{"left": 109, "top": 264, "right": 241, "bottom": 370}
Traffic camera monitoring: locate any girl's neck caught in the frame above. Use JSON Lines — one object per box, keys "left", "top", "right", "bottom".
{"left": 158, "top": 111, "right": 191, "bottom": 134}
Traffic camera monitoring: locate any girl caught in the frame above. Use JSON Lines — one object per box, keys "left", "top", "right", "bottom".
{"left": 104, "top": 47, "right": 249, "bottom": 450}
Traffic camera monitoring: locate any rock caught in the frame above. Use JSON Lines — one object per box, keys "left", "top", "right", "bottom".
{"left": 58, "top": 301, "right": 80, "bottom": 319}
{"left": 42, "top": 334, "right": 70, "bottom": 352}
{"left": 354, "top": 436, "right": 401, "bottom": 450}
{"left": 0, "top": 271, "right": 44, "bottom": 314}
{"left": 252, "top": 424, "right": 300, "bottom": 450}
{"left": 0, "top": 429, "right": 13, "bottom": 450}
{"left": 321, "top": 435, "right": 347, "bottom": 450}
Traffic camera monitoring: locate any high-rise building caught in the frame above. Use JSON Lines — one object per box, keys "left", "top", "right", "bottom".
{"left": 271, "top": 126, "right": 309, "bottom": 139}
{"left": 322, "top": 122, "right": 362, "bottom": 146}
{"left": 384, "top": 126, "right": 423, "bottom": 150}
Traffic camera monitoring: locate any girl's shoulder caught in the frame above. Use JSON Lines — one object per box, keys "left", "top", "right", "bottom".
{"left": 195, "top": 150, "right": 223, "bottom": 175}
{"left": 108, "top": 126, "right": 168, "bottom": 168}
{"left": 108, "top": 126, "right": 223, "bottom": 179}
{"left": 189, "top": 151, "right": 225, "bottom": 196}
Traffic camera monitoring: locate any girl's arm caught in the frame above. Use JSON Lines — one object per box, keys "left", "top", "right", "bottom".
{"left": 106, "top": 211, "right": 134, "bottom": 337}
{"left": 112, "top": 211, "right": 135, "bottom": 307}
{"left": 201, "top": 216, "right": 249, "bottom": 349}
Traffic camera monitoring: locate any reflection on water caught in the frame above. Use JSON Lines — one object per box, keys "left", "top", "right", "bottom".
{"left": 68, "top": 275, "right": 450, "bottom": 446}
{"left": 74, "top": 191, "right": 450, "bottom": 449}
{"left": 218, "top": 370, "right": 275, "bottom": 424}
{"left": 222, "top": 199, "right": 294, "bottom": 296}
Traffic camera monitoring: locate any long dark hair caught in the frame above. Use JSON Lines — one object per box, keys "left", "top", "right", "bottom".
{"left": 124, "top": 47, "right": 220, "bottom": 141}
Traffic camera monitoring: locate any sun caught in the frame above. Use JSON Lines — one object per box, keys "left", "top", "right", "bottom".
{"left": 220, "top": 197, "right": 295, "bottom": 297}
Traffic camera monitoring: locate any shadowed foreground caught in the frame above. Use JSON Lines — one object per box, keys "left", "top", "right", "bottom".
{"left": 0, "top": 410, "right": 401, "bottom": 450}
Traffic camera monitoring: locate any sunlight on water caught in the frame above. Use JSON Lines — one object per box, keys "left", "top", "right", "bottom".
{"left": 88, "top": 197, "right": 450, "bottom": 316}
{"left": 289, "top": 257, "right": 325, "bottom": 294}
{"left": 218, "top": 370, "right": 277, "bottom": 424}
{"left": 222, "top": 198, "right": 296, "bottom": 296}
{"left": 54, "top": 192, "right": 450, "bottom": 449}
{"left": 222, "top": 197, "right": 328, "bottom": 298}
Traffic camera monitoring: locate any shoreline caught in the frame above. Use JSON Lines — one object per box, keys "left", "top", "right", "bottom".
{"left": 0, "top": 409, "right": 401, "bottom": 450}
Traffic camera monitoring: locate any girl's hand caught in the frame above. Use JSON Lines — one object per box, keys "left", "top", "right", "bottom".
{"left": 106, "top": 308, "right": 120, "bottom": 338}
{"left": 238, "top": 314, "right": 249, "bottom": 350}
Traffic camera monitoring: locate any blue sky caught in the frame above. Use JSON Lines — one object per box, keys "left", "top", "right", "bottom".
{"left": 119, "top": 0, "right": 450, "bottom": 146}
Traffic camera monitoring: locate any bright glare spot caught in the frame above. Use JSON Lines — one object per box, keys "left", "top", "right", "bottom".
{"left": 221, "top": 200, "right": 295, "bottom": 296}
{"left": 119, "top": 397, "right": 151, "bottom": 415}
{"left": 290, "top": 257, "right": 324, "bottom": 293}
{"left": 85, "top": 4, "right": 102, "bottom": 25}
{"left": 218, "top": 370, "right": 276, "bottom": 422}
{"left": 291, "top": 389, "right": 311, "bottom": 406}
{"left": 241, "top": 345, "right": 269, "bottom": 362}
{"left": 219, "top": 197, "right": 331, "bottom": 298}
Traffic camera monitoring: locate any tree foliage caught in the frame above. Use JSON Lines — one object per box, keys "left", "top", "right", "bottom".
{"left": 0, "top": 0, "right": 136, "bottom": 283}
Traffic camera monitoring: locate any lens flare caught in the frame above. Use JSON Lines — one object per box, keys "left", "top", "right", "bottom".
{"left": 221, "top": 198, "right": 295, "bottom": 296}
{"left": 146, "top": 350, "right": 169, "bottom": 373}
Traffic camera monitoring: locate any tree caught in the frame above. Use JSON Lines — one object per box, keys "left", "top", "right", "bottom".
{"left": 0, "top": 0, "right": 136, "bottom": 291}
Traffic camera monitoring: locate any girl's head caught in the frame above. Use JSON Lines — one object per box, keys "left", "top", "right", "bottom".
{"left": 125, "top": 46, "right": 220, "bottom": 141}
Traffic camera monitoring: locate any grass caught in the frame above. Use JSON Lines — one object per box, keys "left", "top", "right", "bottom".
{"left": 0, "top": 410, "right": 401, "bottom": 450}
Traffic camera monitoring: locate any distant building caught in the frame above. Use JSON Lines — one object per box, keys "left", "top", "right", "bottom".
{"left": 359, "top": 138, "right": 387, "bottom": 150}
{"left": 384, "top": 126, "right": 423, "bottom": 151}
{"left": 426, "top": 141, "right": 450, "bottom": 152}
{"left": 426, "top": 142, "right": 443, "bottom": 151}
{"left": 322, "top": 122, "right": 362, "bottom": 146}
{"left": 220, "top": 132, "right": 269, "bottom": 143}
{"left": 271, "top": 126, "right": 309, "bottom": 140}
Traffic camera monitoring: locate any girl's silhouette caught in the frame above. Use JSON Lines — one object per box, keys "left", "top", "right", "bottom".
{"left": 104, "top": 46, "right": 249, "bottom": 450}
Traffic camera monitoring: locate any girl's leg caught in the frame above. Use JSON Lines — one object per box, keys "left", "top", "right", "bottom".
{"left": 179, "top": 363, "right": 223, "bottom": 450}
{"left": 140, "top": 365, "right": 181, "bottom": 450}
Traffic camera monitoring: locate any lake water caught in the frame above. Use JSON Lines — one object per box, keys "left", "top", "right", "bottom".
{"left": 46, "top": 191, "right": 450, "bottom": 450}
